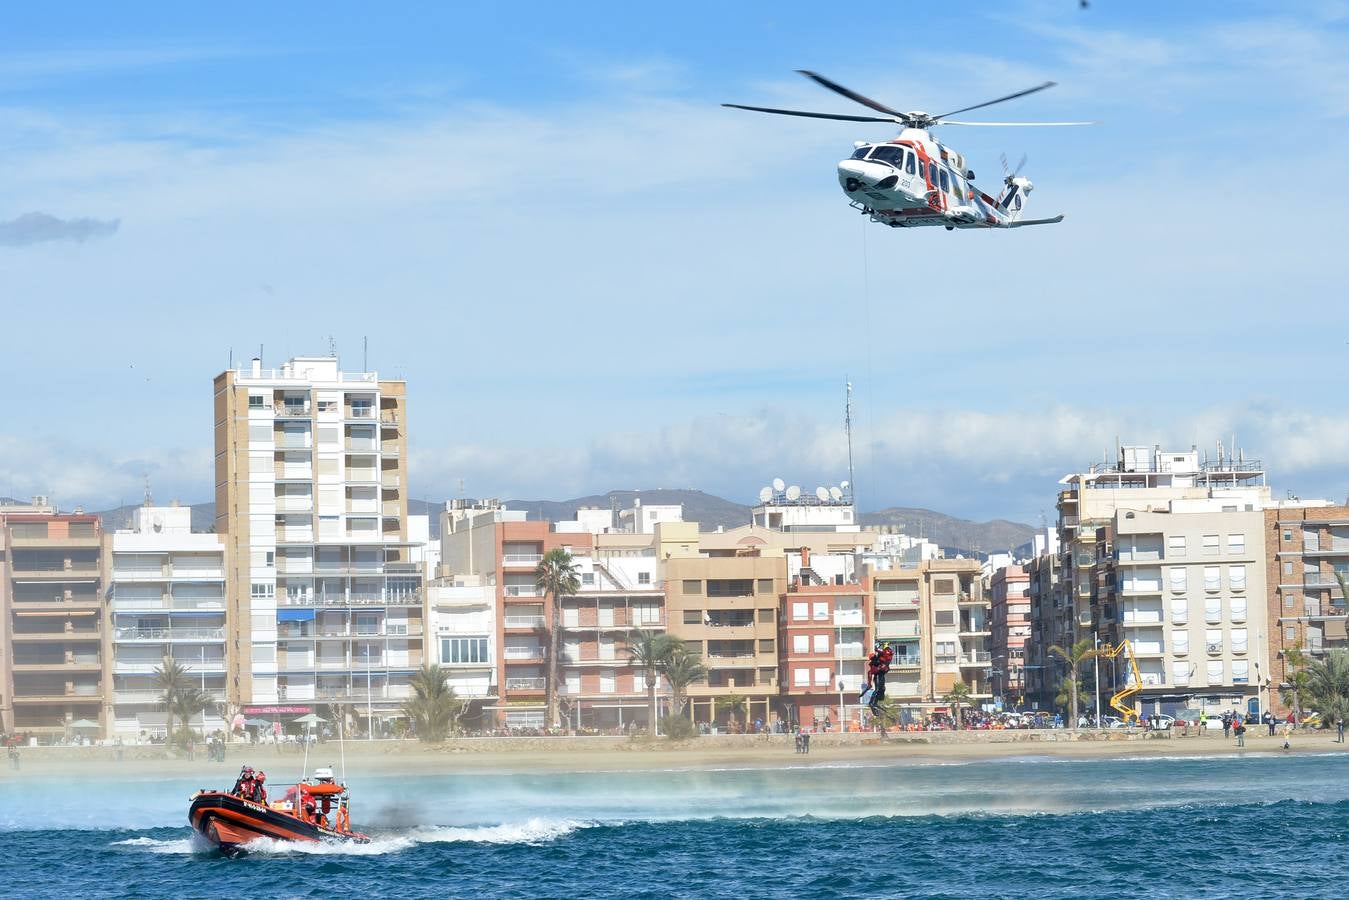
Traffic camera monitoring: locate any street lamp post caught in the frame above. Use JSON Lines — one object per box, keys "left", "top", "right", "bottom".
{"left": 1093, "top": 633, "right": 1102, "bottom": 729}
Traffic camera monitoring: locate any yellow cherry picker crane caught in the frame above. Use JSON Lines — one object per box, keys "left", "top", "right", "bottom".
{"left": 1098, "top": 640, "right": 1142, "bottom": 724}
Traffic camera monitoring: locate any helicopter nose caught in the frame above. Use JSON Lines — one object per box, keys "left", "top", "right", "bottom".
{"left": 837, "top": 160, "right": 892, "bottom": 193}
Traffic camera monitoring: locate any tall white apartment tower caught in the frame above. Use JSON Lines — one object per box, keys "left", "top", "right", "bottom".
{"left": 214, "top": 356, "right": 423, "bottom": 731}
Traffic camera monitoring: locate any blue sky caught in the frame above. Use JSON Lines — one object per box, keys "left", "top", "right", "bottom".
{"left": 3, "top": 1, "right": 1348, "bottom": 523}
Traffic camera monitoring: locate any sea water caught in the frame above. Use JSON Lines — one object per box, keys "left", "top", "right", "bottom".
{"left": 3, "top": 752, "right": 1348, "bottom": 898}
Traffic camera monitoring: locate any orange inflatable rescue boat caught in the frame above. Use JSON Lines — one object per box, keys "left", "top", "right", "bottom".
{"left": 189, "top": 765, "right": 370, "bottom": 856}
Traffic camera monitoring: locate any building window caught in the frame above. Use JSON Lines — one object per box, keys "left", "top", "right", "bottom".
{"left": 812, "top": 602, "right": 829, "bottom": 621}
{"left": 1167, "top": 535, "right": 1186, "bottom": 557}
{"left": 814, "top": 667, "right": 832, "bottom": 687}
{"left": 1171, "top": 598, "right": 1188, "bottom": 625}
{"left": 1232, "top": 660, "right": 1249, "bottom": 684}
{"left": 1229, "top": 565, "right": 1246, "bottom": 592}
{"left": 756, "top": 579, "right": 774, "bottom": 594}
{"left": 250, "top": 583, "right": 275, "bottom": 600}
{"left": 441, "top": 637, "right": 488, "bottom": 664}
{"left": 1169, "top": 568, "right": 1187, "bottom": 593}
{"left": 1202, "top": 535, "right": 1219, "bottom": 556}
{"left": 1285, "top": 626, "right": 1296, "bottom": 641}
{"left": 792, "top": 602, "right": 808, "bottom": 621}
{"left": 794, "top": 668, "right": 810, "bottom": 687}
{"left": 933, "top": 578, "right": 955, "bottom": 594}
{"left": 1204, "top": 566, "right": 1220, "bottom": 592}
{"left": 813, "top": 634, "right": 829, "bottom": 654}
{"left": 935, "top": 610, "right": 955, "bottom": 627}
{"left": 1283, "top": 530, "right": 1293, "bottom": 542}
{"left": 1173, "top": 630, "right": 1189, "bottom": 654}
{"left": 793, "top": 634, "right": 809, "bottom": 654}
{"left": 1283, "top": 561, "right": 1294, "bottom": 575}
{"left": 758, "top": 608, "right": 774, "bottom": 624}
{"left": 758, "top": 639, "right": 774, "bottom": 654}
{"left": 1227, "top": 534, "right": 1245, "bottom": 555}
{"left": 581, "top": 572, "right": 595, "bottom": 586}
{"left": 683, "top": 610, "right": 702, "bottom": 625}
{"left": 682, "top": 579, "right": 702, "bottom": 595}
{"left": 638, "top": 572, "right": 651, "bottom": 585}
{"left": 248, "top": 394, "right": 265, "bottom": 408}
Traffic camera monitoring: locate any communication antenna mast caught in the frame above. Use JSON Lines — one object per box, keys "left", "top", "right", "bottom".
{"left": 845, "top": 380, "right": 856, "bottom": 505}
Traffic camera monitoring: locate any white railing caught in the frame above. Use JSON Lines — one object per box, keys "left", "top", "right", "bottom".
{"left": 505, "top": 616, "right": 545, "bottom": 628}
{"left": 115, "top": 661, "right": 225, "bottom": 673}
{"left": 504, "top": 586, "right": 541, "bottom": 597}
{"left": 348, "top": 407, "right": 376, "bottom": 419}
{"left": 506, "top": 677, "right": 546, "bottom": 690}
{"left": 892, "top": 655, "right": 922, "bottom": 667}
{"left": 504, "top": 646, "right": 545, "bottom": 659}
{"left": 114, "top": 627, "right": 225, "bottom": 641}
{"left": 960, "top": 651, "right": 992, "bottom": 664}
{"left": 503, "top": 554, "right": 543, "bottom": 566}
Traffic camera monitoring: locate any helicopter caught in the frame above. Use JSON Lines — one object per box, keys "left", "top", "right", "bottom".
{"left": 723, "top": 71, "right": 1090, "bottom": 231}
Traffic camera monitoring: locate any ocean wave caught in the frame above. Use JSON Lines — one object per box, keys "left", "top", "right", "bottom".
{"left": 403, "top": 817, "right": 588, "bottom": 845}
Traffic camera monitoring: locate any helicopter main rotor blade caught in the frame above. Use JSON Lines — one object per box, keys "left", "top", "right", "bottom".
{"left": 931, "top": 81, "right": 1058, "bottom": 120}
{"left": 940, "top": 120, "right": 1095, "bottom": 126}
{"left": 795, "top": 70, "right": 913, "bottom": 122}
{"left": 721, "top": 103, "right": 900, "bottom": 123}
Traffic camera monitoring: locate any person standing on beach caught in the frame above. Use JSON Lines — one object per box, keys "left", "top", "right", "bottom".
{"left": 1336, "top": 716, "right": 1345, "bottom": 743}
{"left": 1234, "top": 717, "right": 1246, "bottom": 748}
{"left": 6, "top": 744, "right": 18, "bottom": 771}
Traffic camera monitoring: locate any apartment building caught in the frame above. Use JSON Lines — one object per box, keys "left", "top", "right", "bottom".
{"left": 0, "top": 502, "right": 106, "bottom": 741}
{"left": 427, "top": 577, "right": 496, "bottom": 726}
{"left": 440, "top": 504, "right": 596, "bottom": 728}
{"left": 989, "top": 564, "right": 1030, "bottom": 704}
{"left": 214, "top": 356, "right": 422, "bottom": 729}
{"left": 1098, "top": 505, "right": 1270, "bottom": 718}
{"left": 1264, "top": 504, "right": 1349, "bottom": 715}
{"left": 557, "top": 540, "right": 665, "bottom": 730}
{"left": 108, "top": 504, "right": 227, "bottom": 738}
{"left": 868, "top": 557, "right": 989, "bottom": 715}
{"left": 663, "top": 549, "right": 786, "bottom": 728}
{"left": 1054, "top": 446, "right": 1269, "bottom": 654}
{"left": 1024, "top": 551, "right": 1062, "bottom": 707}
{"left": 778, "top": 548, "right": 869, "bottom": 729}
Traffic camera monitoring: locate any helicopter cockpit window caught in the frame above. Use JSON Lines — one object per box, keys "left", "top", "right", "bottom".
{"left": 928, "top": 162, "right": 938, "bottom": 185}
{"left": 938, "top": 169, "right": 949, "bottom": 192}
{"left": 869, "top": 145, "right": 903, "bottom": 167}
{"left": 905, "top": 153, "right": 916, "bottom": 175}
{"left": 851, "top": 146, "right": 871, "bottom": 160}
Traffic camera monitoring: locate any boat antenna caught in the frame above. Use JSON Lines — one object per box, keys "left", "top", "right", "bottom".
{"left": 338, "top": 709, "right": 347, "bottom": 784}
{"left": 301, "top": 721, "right": 311, "bottom": 783}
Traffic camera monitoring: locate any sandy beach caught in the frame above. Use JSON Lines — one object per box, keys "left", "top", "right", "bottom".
{"left": 4, "top": 728, "right": 1341, "bottom": 780}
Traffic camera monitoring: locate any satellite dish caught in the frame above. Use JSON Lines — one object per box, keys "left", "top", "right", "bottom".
{"left": 758, "top": 486, "right": 772, "bottom": 503}
{"left": 829, "top": 486, "right": 844, "bottom": 501}
{"left": 786, "top": 485, "right": 801, "bottom": 501}
{"left": 815, "top": 486, "right": 829, "bottom": 502}
{"left": 772, "top": 477, "right": 785, "bottom": 492}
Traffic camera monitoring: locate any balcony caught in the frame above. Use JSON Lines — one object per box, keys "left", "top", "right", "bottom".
{"left": 380, "top": 444, "right": 400, "bottom": 458}
{"left": 11, "top": 629, "right": 102, "bottom": 642}
{"left": 505, "top": 615, "right": 545, "bottom": 628}
{"left": 892, "top": 655, "right": 922, "bottom": 669}
{"left": 275, "top": 496, "right": 314, "bottom": 513}
{"left": 506, "top": 677, "right": 546, "bottom": 691}
{"left": 115, "top": 660, "right": 225, "bottom": 673}
{"left": 504, "top": 586, "right": 542, "bottom": 598}
{"left": 957, "top": 593, "right": 985, "bottom": 606}
{"left": 275, "top": 404, "right": 312, "bottom": 418}
{"left": 278, "top": 592, "right": 422, "bottom": 607}
{"left": 380, "top": 411, "right": 399, "bottom": 427}
{"left": 503, "top": 554, "right": 543, "bottom": 568}
{"left": 347, "top": 406, "right": 376, "bottom": 420}
{"left": 113, "top": 627, "right": 225, "bottom": 642}
{"left": 12, "top": 656, "right": 101, "bottom": 672}
{"left": 346, "top": 470, "right": 379, "bottom": 484}
{"left": 959, "top": 651, "right": 992, "bottom": 666}
{"left": 504, "top": 646, "right": 546, "bottom": 661}
{"left": 381, "top": 473, "right": 401, "bottom": 490}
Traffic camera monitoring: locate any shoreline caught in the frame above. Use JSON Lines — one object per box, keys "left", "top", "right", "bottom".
{"left": 3, "top": 729, "right": 1343, "bottom": 780}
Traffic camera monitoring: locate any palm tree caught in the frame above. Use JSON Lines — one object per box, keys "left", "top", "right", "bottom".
{"left": 1305, "top": 649, "right": 1349, "bottom": 726}
{"left": 1048, "top": 639, "right": 1099, "bottom": 731}
{"left": 943, "top": 681, "right": 973, "bottom": 729}
{"left": 871, "top": 697, "right": 901, "bottom": 734}
{"left": 1283, "top": 643, "right": 1310, "bottom": 723}
{"left": 536, "top": 549, "right": 580, "bottom": 729}
{"left": 400, "top": 664, "right": 465, "bottom": 742}
{"left": 153, "top": 656, "right": 190, "bottom": 743}
{"left": 628, "top": 629, "right": 674, "bottom": 735}
{"left": 715, "top": 693, "right": 748, "bottom": 732}
{"left": 659, "top": 643, "right": 707, "bottom": 720}
{"left": 1055, "top": 676, "right": 1090, "bottom": 725}
{"left": 171, "top": 686, "right": 212, "bottom": 741}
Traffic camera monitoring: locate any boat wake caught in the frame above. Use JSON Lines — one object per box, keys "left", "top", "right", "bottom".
{"left": 112, "top": 818, "right": 588, "bottom": 856}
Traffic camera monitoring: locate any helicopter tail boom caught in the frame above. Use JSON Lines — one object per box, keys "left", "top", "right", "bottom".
{"left": 1006, "top": 215, "right": 1065, "bottom": 227}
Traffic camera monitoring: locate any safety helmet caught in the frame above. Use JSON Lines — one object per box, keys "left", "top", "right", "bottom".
{"left": 242, "top": 766, "right": 254, "bottom": 776}
{"left": 257, "top": 772, "right": 266, "bottom": 783}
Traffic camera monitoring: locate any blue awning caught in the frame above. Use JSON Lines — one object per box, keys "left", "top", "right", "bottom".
{"left": 277, "top": 609, "right": 315, "bottom": 622}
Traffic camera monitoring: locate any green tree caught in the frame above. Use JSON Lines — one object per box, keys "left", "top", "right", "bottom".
{"left": 943, "top": 681, "right": 973, "bottom": 729}
{"left": 659, "top": 642, "right": 707, "bottom": 722}
{"left": 536, "top": 549, "right": 580, "bottom": 729}
{"left": 1048, "top": 639, "right": 1099, "bottom": 731}
{"left": 1055, "top": 676, "right": 1090, "bottom": 723}
{"left": 871, "top": 697, "right": 901, "bottom": 734}
{"left": 1283, "top": 643, "right": 1310, "bottom": 723}
{"left": 400, "top": 664, "right": 465, "bottom": 742}
{"left": 1305, "top": 649, "right": 1349, "bottom": 727}
{"left": 627, "top": 630, "right": 675, "bottom": 735}
{"left": 170, "top": 686, "right": 212, "bottom": 741}
{"left": 715, "top": 693, "right": 748, "bottom": 731}
{"left": 153, "top": 656, "right": 190, "bottom": 744}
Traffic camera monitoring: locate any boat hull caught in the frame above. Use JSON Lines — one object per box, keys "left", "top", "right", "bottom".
{"left": 188, "top": 791, "right": 369, "bottom": 856}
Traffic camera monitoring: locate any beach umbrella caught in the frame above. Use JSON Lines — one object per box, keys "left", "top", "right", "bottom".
{"left": 244, "top": 717, "right": 271, "bottom": 727}
{"left": 293, "top": 713, "right": 326, "bottom": 726}
{"left": 70, "top": 719, "right": 100, "bottom": 729}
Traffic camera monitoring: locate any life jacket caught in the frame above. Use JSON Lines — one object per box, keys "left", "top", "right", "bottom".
{"left": 879, "top": 647, "right": 894, "bottom": 672}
